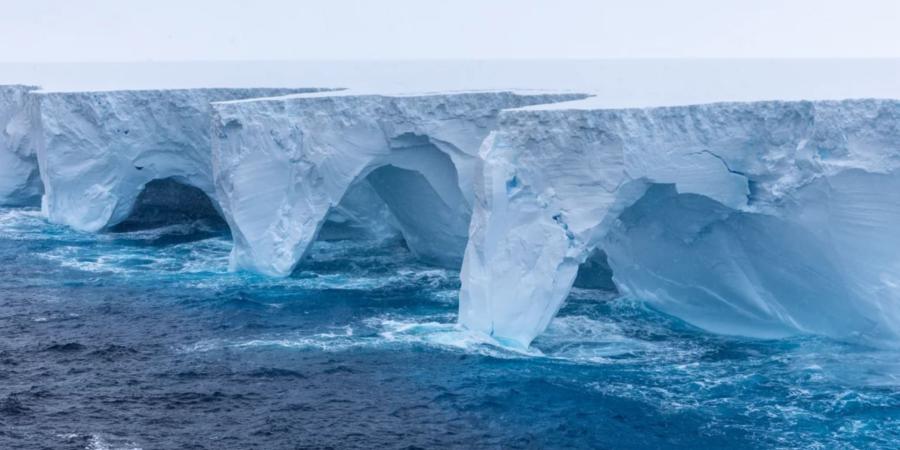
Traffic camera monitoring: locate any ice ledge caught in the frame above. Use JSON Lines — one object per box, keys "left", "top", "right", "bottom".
{"left": 460, "top": 98, "right": 900, "bottom": 347}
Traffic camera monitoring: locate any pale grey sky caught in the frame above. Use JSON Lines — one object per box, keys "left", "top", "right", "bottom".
{"left": 1, "top": 0, "right": 898, "bottom": 62}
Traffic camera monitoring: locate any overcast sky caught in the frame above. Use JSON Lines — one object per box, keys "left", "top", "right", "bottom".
{"left": 1, "top": 0, "right": 898, "bottom": 62}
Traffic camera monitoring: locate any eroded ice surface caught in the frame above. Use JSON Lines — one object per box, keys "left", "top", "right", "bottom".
{"left": 34, "top": 87, "right": 325, "bottom": 232}
{"left": 460, "top": 99, "right": 900, "bottom": 347}
{"left": 0, "top": 85, "right": 41, "bottom": 206}
{"left": 211, "top": 91, "right": 588, "bottom": 276}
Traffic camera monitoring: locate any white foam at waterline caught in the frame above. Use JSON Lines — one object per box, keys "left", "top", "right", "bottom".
{"left": 0, "top": 208, "right": 57, "bottom": 239}
{"left": 178, "top": 312, "right": 698, "bottom": 363}
{"left": 177, "top": 315, "right": 535, "bottom": 359}
{"left": 180, "top": 326, "right": 361, "bottom": 353}
{"left": 86, "top": 434, "right": 143, "bottom": 450}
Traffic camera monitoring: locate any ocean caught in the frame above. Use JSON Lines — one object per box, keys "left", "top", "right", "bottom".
{"left": 1, "top": 207, "right": 898, "bottom": 449}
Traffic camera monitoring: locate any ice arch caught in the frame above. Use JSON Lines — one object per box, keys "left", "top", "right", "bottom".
{"left": 211, "top": 91, "right": 589, "bottom": 276}
{"left": 33, "top": 87, "right": 325, "bottom": 232}
{"left": 460, "top": 99, "right": 900, "bottom": 347}
{"left": 356, "top": 145, "right": 471, "bottom": 267}
{"left": 572, "top": 249, "right": 616, "bottom": 291}
{"left": 601, "top": 177, "right": 900, "bottom": 342}
{"left": 316, "top": 180, "right": 400, "bottom": 243}
{"left": 109, "top": 177, "right": 226, "bottom": 232}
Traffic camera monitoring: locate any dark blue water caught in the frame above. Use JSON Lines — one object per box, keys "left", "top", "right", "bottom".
{"left": 1, "top": 207, "right": 898, "bottom": 449}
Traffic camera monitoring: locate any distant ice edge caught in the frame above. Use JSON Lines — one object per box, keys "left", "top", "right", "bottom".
{"left": 461, "top": 99, "right": 900, "bottom": 347}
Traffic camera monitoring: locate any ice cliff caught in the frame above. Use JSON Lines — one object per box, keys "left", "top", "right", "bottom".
{"left": 211, "top": 91, "right": 588, "bottom": 276}
{"left": 33, "top": 88, "right": 323, "bottom": 231}
{"left": 460, "top": 99, "right": 900, "bottom": 347}
{"left": 0, "top": 85, "right": 41, "bottom": 206}
{"left": 9, "top": 79, "right": 899, "bottom": 349}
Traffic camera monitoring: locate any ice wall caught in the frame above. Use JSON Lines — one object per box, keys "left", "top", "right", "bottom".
{"left": 34, "top": 87, "right": 324, "bottom": 232}
{"left": 0, "top": 85, "right": 41, "bottom": 206}
{"left": 460, "top": 99, "right": 900, "bottom": 347}
{"left": 211, "top": 91, "right": 589, "bottom": 276}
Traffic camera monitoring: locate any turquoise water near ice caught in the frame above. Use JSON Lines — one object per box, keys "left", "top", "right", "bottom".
{"left": 1, "top": 207, "right": 898, "bottom": 449}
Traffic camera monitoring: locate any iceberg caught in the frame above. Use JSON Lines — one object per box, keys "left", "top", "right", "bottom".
{"left": 10, "top": 74, "right": 899, "bottom": 349}
{"left": 33, "top": 87, "right": 325, "bottom": 232}
{"left": 460, "top": 99, "right": 900, "bottom": 347}
{"left": 0, "top": 85, "right": 41, "bottom": 206}
{"left": 211, "top": 91, "right": 588, "bottom": 276}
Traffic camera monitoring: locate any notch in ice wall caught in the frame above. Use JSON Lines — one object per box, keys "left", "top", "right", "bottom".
{"left": 460, "top": 99, "right": 900, "bottom": 347}
{"left": 34, "top": 87, "right": 329, "bottom": 232}
{"left": 0, "top": 85, "right": 41, "bottom": 206}
{"left": 211, "top": 91, "right": 590, "bottom": 277}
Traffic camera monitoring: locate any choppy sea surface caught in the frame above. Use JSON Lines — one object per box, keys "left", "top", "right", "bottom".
{"left": 1, "top": 207, "right": 898, "bottom": 449}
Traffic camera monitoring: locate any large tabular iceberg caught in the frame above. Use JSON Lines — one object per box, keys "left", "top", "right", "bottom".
{"left": 460, "top": 99, "right": 900, "bottom": 347}
{"left": 0, "top": 85, "right": 41, "bottom": 206}
{"left": 211, "top": 91, "right": 588, "bottom": 276}
{"left": 13, "top": 77, "right": 900, "bottom": 349}
{"left": 34, "top": 88, "right": 324, "bottom": 232}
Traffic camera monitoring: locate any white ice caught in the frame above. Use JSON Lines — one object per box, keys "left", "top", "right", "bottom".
{"left": 33, "top": 88, "right": 322, "bottom": 231}
{"left": 211, "top": 91, "right": 588, "bottom": 276}
{"left": 0, "top": 85, "right": 41, "bottom": 206}
{"left": 460, "top": 99, "right": 900, "bottom": 347}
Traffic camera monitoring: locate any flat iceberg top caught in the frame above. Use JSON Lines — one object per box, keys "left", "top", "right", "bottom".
{"left": 492, "top": 98, "right": 900, "bottom": 211}
{"left": 3, "top": 60, "right": 898, "bottom": 107}
{"left": 212, "top": 88, "right": 590, "bottom": 106}
{"left": 498, "top": 98, "right": 900, "bottom": 143}
{"left": 0, "top": 84, "right": 40, "bottom": 91}
{"left": 211, "top": 91, "right": 591, "bottom": 142}
{"left": 31, "top": 86, "right": 336, "bottom": 96}
{"left": 512, "top": 96, "right": 900, "bottom": 112}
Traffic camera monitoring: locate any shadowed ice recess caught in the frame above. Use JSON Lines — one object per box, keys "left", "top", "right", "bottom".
{"left": 2, "top": 206, "right": 900, "bottom": 449}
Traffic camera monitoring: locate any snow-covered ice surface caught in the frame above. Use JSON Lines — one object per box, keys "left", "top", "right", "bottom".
{"left": 33, "top": 88, "right": 327, "bottom": 232}
{"left": 0, "top": 85, "right": 41, "bottom": 206}
{"left": 461, "top": 99, "right": 900, "bottom": 347}
{"left": 211, "top": 91, "right": 587, "bottom": 276}
{"left": 1, "top": 59, "right": 899, "bottom": 106}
